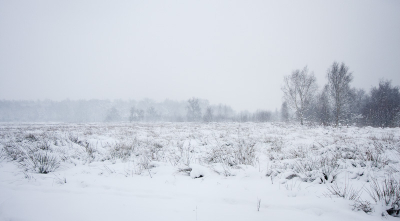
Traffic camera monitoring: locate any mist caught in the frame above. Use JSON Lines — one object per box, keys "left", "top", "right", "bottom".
{"left": 1, "top": 0, "right": 400, "bottom": 120}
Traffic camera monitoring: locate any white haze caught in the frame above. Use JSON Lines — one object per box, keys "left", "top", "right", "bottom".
{"left": 0, "top": 0, "right": 399, "bottom": 111}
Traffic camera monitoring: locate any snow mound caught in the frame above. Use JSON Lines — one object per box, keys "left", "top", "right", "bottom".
{"left": 189, "top": 164, "right": 208, "bottom": 179}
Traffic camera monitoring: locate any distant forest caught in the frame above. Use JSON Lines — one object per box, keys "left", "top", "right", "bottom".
{"left": 1, "top": 62, "right": 399, "bottom": 127}
{"left": 0, "top": 98, "right": 276, "bottom": 123}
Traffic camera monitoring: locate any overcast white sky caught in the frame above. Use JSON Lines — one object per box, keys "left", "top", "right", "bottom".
{"left": 1, "top": 0, "right": 399, "bottom": 111}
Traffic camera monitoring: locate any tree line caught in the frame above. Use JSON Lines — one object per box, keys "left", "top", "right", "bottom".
{"left": 281, "top": 62, "right": 400, "bottom": 127}
{"left": 0, "top": 61, "right": 398, "bottom": 127}
{"left": 0, "top": 98, "right": 277, "bottom": 123}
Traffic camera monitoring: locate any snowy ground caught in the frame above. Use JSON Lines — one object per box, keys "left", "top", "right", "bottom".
{"left": 1, "top": 122, "right": 400, "bottom": 221}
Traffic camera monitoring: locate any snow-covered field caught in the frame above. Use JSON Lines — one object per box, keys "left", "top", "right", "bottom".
{"left": 1, "top": 122, "right": 400, "bottom": 221}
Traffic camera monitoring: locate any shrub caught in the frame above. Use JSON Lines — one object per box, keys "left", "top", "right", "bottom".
{"left": 25, "top": 133, "right": 38, "bottom": 142}
{"left": 109, "top": 142, "right": 134, "bottom": 161}
{"left": 3, "top": 137, "right": 60, "bottom": 174}
{"left": 352, "top": 200, "right": 373, "bottom": 213}
{"left": 3, "top": 142, "right": 24, "bottom": 161}
{"left": 21, "top": 150, "right": 60, "bottom": 174}
{"left": 325, "top": 179, "right": 362, "bottom": 200}
{"left": 0, "top": 146, "right": 6, "bottom": 161}
{"left": 293, "top": 155, "right": 339, "bottom": 183}
{"left": 206, "top": 140, "right": 257, "bottom": 167}
{"left": 367, "top": 177, "right": 400, "bottom": 210}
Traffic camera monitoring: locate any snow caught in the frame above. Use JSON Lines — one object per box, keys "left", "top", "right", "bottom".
{"left": 0, "top": 122, "right": 399, "bottom": 221}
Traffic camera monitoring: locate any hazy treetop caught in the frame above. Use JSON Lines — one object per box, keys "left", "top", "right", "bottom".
{"left": 1, "top": 0, "right": 399, "bottom": 111}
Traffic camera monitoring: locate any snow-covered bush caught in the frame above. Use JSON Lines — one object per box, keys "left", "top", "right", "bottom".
{"left": 367, "top": 176, "right": 400, "bottom": 215}
{"left": 74, "top": 140, "right": 96, "bottom": 163}
{"left": 352, "top": 200, "right": 374, "bottom": 213}
{"left": 325, "top": 179, "right": 362, "bottom": 200}
{"left": 291, "top": 155, "right": 339, "bottom": 183}
{"left": 2, "top": 134, "right": 61, "bottom": 174}
{"left": 189, "top": 164, "right": 208, "bottom": 178}
{"left": 206, "top": 139, "right": 256, "bottom": 167}
{"left": 109, "top": 142, "right": 134, "bottom": 161}
{"left": 3, "top": 142, "right": 25, "bottom": 161}
{"left": 21, "top": 150, "right": 60, "bottom": 174}
{"left": 0, "top": 145, "right": 6, "bottom": 161}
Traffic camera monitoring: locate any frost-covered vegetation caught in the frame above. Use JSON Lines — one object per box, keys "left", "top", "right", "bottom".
{"left": 281, "top": 63, "right": 400, "bottom": 128}
{"left": 1, "top": 122, "right": 400, "bottom": 220}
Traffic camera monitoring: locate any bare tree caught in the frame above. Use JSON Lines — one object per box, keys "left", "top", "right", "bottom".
{"left": 327, "top": 62, "right": 353, "bottom": 126}
{"left": 315, "top": 85, "right": 331, "bottom": 126}
{"left": 282, "top": 66, "right": 317, "bottom": 125}
{"left": 347, "top": 88, "right": 367, "bottom": 126}
{"left": 186, "top": 97, "right": 202, "bottom": 122}
{"left": 203, "top": 107, "right": 214, "bottom": 122}
{"left": 362, "top": 80, "right": 400, "bottom": 127}
{"left": 146, "top": 106, "right": 158, "bottom": 121}
{"left": 281, "top": 101, "right": 289, "bottom": 122}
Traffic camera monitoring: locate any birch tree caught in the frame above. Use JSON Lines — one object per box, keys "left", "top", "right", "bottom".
{"left": 282, "top": 66, "right": 317, "bottom": 125}
{"left": 315, "top": 85, "right": 331, "bottom": 126}
{"left": 327, "top": 62, "right": 353, "bottom": 126}
{"left": 281, "top": 101, "right": 290, "bottom": 122}
{"left": 186, "top": 97, "right": 202, "bottom": 122}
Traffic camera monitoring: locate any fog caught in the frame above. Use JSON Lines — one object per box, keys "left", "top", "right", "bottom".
{"left": 1, "top": 0, "right": 400, "bottom": 114}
